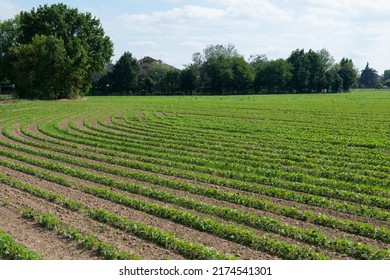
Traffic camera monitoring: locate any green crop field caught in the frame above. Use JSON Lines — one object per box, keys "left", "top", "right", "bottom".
{"left": 0, "top": 90, "right": 389, "bottom": 260}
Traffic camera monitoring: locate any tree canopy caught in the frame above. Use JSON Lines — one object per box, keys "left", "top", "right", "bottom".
{"left": 92, "top": 45, "right": 358, "bottom": 96}
{"left": 0, "top": 3, "right": 113, "bottom": 99}
{"left": 359, "top": 63, "right": 379, "bottom": 88}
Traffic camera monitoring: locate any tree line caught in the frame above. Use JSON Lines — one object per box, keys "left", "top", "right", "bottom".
{"left": 92, "top": 45, "right": 359, "bottom": 95}
{"left": 0, "top": 4, "right": 388, "bottom": 99}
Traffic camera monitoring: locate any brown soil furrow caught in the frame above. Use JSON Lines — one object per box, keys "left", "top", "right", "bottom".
{"left": 0, "top": 193, "right": 99, "bottom": 260}
{"left": 0, "top": 164, "right": 275, "bottom": 260}
{"left": 0, "top": 183, "right": 183, "bottom": 260}
{"left": 5, "top": 123, "right": 388, "bottom": 249}
{"left": 5, "top": 125, "right": 389, "bottom": 232}
{"left": 0, "top": 163, "right": 347, "bottom": 259}
{"left": 0, "top": 157, "right": 386, "bottom": 260}
{"left": 67, "top": 117, "right": 389, "bottom": 216}
{"left": 2, "top": 127, "right": 389, "bottom": 248}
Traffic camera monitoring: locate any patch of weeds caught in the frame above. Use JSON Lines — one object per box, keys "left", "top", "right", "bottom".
{"left": 1, "top": 200, "right": 10, "bottom": 207}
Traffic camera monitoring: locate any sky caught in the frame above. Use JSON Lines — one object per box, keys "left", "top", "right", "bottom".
{"left": 1, "top": 0, "right": 389, "bottom": 74}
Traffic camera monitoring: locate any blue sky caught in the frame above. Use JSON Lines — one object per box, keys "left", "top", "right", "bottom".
{"left": 1, "top": 0, "right": 390, "bottom": 74}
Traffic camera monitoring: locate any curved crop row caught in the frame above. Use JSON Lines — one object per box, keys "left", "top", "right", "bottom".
{"left": 0, "top": 230, "right": 42, "bottom": 260}
{"left": 1, "top": 93, "right": 389, "bottom": 260}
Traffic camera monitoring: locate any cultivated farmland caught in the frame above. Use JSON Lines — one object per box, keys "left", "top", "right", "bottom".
{"left": 0, "top": 91, "right": 389, "bottom": 260}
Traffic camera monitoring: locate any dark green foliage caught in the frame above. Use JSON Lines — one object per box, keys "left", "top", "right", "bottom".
{"left": 338, "top": 58, "right": 358, "bottom": 92}
{"left": 10, "top": 34, "right": 74, "bottom": 99}
{"left": 254, "top": 59, "right": 291, "bottom": 93}
{"left": 231, "top": 56, "right": 255, "bottom": 93}
{"left": 192, "top": 44, "right": 254, "bottom": 94}
{"left": 359, "top": 63, "right": 378, "bottom": 88}
{"left": 179, "top": 64, "right": 199, "bottom": 94}
{"left": 287, "top": 49, "right": 309, "bottom": 92}
{"left": 2, "top": 3, "right": 113, "bottom": 99}
{"left": 0, "top": 18, "right": 19, "bottom": 82}
{"left": 383, "top": 70, "right": 390, "bottom": 80}
{"left": 306, "top": 49, "right": 326, "bottom": 92}
{"left": 144, "top": 62, "right": 179, "bottom": 94}
{"left": 287, "top": 49, "right": 354, "bottom": 93}
{"left": 119, "top": 47, "right": 356, "bottom": 95}
{"left": 112, "top": 52, "right": 139, "bottom": 94}
{"left": 326, "top": 65, "right": 343, "bottom": 93}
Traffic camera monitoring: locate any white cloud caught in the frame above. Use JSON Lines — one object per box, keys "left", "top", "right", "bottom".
{"left": 119, "top": 5, "right": 226, "bottom": 33}
{"left": 180, "top": 41, "right": 204, "bottom": 49}
{"left": 304, "top": 0, "right": 390, "bottom": 14}
{"left": 111, "top": 0, "right": 390, "bottom": 72}
{"left": 218, "top": 0, "right": 294, "bottom": 20}
{"left": 128, "top": 41, "right": 160, "bottom": 48}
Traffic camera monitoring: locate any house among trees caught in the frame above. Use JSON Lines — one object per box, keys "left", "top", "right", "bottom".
{"left": 138, "top": 56, "right": 161, "bottom": 74}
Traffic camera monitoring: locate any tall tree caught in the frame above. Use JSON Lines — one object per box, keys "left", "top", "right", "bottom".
{"left": 338, "top": 58, "right": 357, "bottom": 92}
{"left": 0, "top": 18, "right": 19, "bottom": 82}
{"left": 193, "top": 44, "right": 255, "bottom": 94}
{"left": 179, "top": 64, "right": 199, "bottom": 95}
{"left": 317, "top": 48, "right": 335, "bottom": 72}
{"left": 306, "top": 50, "right": 326, "bottom": 92}
{"left": 287, "top": 49, "right": 309, "bottom": 92}
{"left": 3, "top": 3, "right": 113, "bottom": 99}
{"left": 146, "top": 62, "right": 178, "bottom": 94}
{"left": 326, "top": 64, "right": 343, "bottom": 93}
{"left": 203, "top": 55, "right": 233, "bottom": 94}
{"left": 383, "top": 70, "right": 390, "bottom": 81}
{"left": 203, "top": 44, "right": 239, "bottom": 60}
{"left": 383, "top": 70, "right": 390, "bottom": 87}
{"left": 111, "top": 52, "right": 139, "bottom": 94}
{"left": 231, "top": 56, "right": 254, "bottom": 93}
{"left": 359, "top": 63, "right": 378, "bottom": 88}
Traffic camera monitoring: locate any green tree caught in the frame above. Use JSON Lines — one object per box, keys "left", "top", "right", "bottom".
{"left": 91, "top": 62, "right": 114, "bottom": 95}
{"left": 254, "top": 59, "right": 291, "bottom": 93}
{"left": 112, "top": 52, "right": 139, "bottom": 95}
{"left": 383, "top": 70, "right": 390, "bottom": 81}
{"left": 192, "top": 44, "right": 244, "bottom": 94}
{"left": 0, "top": 18, "right": 19, "bottom": 82}
{"left": 147, "top": 62, "right": 178, "bottom": 94}
{"left": 306, "top": 49, "right": 326, "bottom": 92}
{"left": 203, "top": 44, "right": 239, "bottom": 60}
{"left": 338, "top": 58, "right": 357, "bottom": 92}
{"left": 231, "top": 56, "right": 254, "bottom": 93}
{"left": 3, "top": 3, "right": 113, "bottom": 99}
{"left": 317, "top": 48, "right": 335, "bottom": 72}
{"left": 287, "top": 49, "right": 327, "bottom": 93}
{"left": 248, "top": 54, "right": 268, "bottom": 69}
{"left": 326, "top": 64, "right": 343, "bottom": 93}
{"left": 179, "top": 64, "right": 199, "bottom": 94}
{"left": 287, "top": 49, "right": 309, "bottom": 92}
{"left": 162, "top": 70, "right": 180, "bottom": 94}
{"left": 10, "top": 34, "right": 74, "bottom": 99}
{"left": 204, "top": 55, "right": 233, "bottom": 93}
{"left": 255, "top": 59, "right": 292, "bottom": 92}
{"left": 359, "top": 63, "right": 378, "bottom": 88}
{"left": 138, "top": 74, "right": 154, "bottom": 95}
